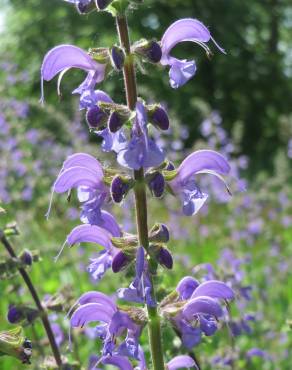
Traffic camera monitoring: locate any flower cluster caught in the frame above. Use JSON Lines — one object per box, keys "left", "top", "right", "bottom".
{"left": 42, "top": 1, "right": 234, "bottom": 369}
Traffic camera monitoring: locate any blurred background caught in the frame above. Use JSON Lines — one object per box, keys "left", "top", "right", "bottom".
{"left": 0, "top": 0, "right": 291, "bottom": 369}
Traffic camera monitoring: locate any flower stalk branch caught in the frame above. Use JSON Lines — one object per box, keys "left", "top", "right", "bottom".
{"left": 0, "top": 231, "right": 63, "bottom": 368}
{"left": 116, "top": 14, "right": 165, "bottom": 370}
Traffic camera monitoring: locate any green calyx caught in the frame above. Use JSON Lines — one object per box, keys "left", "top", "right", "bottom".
{"left": 0, "top": 327, "right": 32, "bottom": 364}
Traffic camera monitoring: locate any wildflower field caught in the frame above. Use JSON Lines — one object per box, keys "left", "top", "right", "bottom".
{"left": 0, "top": 1, "right": 291, "bottom": 369}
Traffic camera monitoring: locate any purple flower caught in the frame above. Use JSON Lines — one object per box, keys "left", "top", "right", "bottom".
{"left": 56, "top": 224, "right": 119, "bottom": 281}
{"left": 46, "top": 153, "right": 110, "bottom": 226}
{"left": 118, "top": 247, "right": 156, "bottom": 307}
{"left": 169, "top": 150, "right": 231, "bottom": 216}
{"left": 117, "top": 101, "right": 165, "bottom": 170}
{"left": 246, "top": 348, "right": 269, "bottom": 360}
{"left": 164, "top": 278, "right": 234, "bottom": 349}
{"left": 41, "top": 45, "right": 106, "bottom": 103}
{"left": 167, "top": 355, "right": 198, "bottom": 370}
{"left": 160, "top": 18, "right": 225, "bottom": 88}
{"left": 70, "top": 291, "right": 142, "bottom": 361}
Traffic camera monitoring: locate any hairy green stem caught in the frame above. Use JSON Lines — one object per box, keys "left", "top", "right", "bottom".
{"left": 0, "top": 232, "right": 63, "bottom": 368}
{"left": 116, "top": 14, "right": 165, "bottom": 370}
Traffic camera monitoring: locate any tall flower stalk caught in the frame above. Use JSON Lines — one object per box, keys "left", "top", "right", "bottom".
{"left": 41, "top": 1, "right": 234, "bottom": 369}
{"left": 116, "top": 14, "right": 165, "bottom": 370}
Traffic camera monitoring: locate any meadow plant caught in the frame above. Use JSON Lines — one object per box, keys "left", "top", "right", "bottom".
{"left": 42, "top": 1, "right": 235, "bottom": 369}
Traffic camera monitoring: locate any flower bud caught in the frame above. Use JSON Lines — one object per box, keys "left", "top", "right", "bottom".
{"left": 76, "top": 0, "right": 94, "bottom": 14}
{"left": 110, "top": 46, "right": 125, "bottom": 71}
{"left": 7, "top": 305, "right": 23, "bottom": 324}
{"left": 150, "top": 106, "right": 169, "bottom": 131}
{"left": 0, "top": 327, "right": 32, "bottom": 364}
{"left": 148, "top": 172, "right": 165, "bottom": 198}
{"left": 96, "top": 0, "right": 113, "bottom": 10}
{"left": 7, "top": 305, "right": 38, "bottom": 324}
{"left": 86, "top": 106, "right": 107, "bottom": 128}
{"left": 108, "top": 111, "right": 124, "bottom": 133}
{"left": 19, "top": 250, "right": 32, "bottom": 266}
{"left": 133, "top": 39, "right": 162, "bottom": 63}
{"left": 165, "top": 161, "right": 175, "bottom": 171}
{"left": 112, "top": 251, "right": 129, "bottom": 273}
{"left": 158, "top": 247, "right": 173, "bottom": 269}
{"left": 110, "top": 175, "right": 130, "bottom": 203}
{"left": 149, "top": 223, "right": 170, "bottom": 243}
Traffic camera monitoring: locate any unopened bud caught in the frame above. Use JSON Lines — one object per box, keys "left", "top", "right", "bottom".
{"left": 76, "top": 0, "right": 94, "bottom": 14}
{"left": 158, "top": 247, "right": 173, "bottom": 269}
{"left": 149, "top": 223, "right": 170, "bottom": 243}
{"left": 133, "top": 39, "right": 162, "bottom": 63}
{"left": 148, "top": 172, "right": 165, "bottom": 198}
{"left": 7, "top": 305, "right": 22, "bottom": 324}
{"left": 112, "top": 251, "right": 129, "bottom": 273}
{"left": 19, "top": 250, "right": 32, "bottom": 266}
{"left": 165, "top": 161, "right": 175, "bottom": 171}
{"left": 96, "top": 0, "right": 113, "bottom": 10}
{"left": 108, "top": 111, "right": 124, "bottom": 133}
{"left": 86, "top": 106, "right": 107, "bottom": 128}
{"left": 110, "top": 46, "right": 125, "bottom": 71}
{"left": 151, "top": 106, "right": 169, "bottom": 131}
{"left": 7, "top": 305, "right": 38, "bottom": 324}
{"left": 111, "top": 175, "right": 131, "bottom": 203}
{"left": 0, "top": 327, "right": 32, "bottom": 364}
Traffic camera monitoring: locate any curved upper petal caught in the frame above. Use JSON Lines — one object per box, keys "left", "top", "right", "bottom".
{"left": 191, "top": 280, "right": 234, "bottom": 300}
{"left": 54, "top": 166, "right": 103, "bottom": 193}
{"left": 176, "top": 276, "right": 200, "bottom": 300}
{"left": 102, "top": 355, "right": 134, "bottom": 370}
{"left": 183, "top": 296, "right": 223, "bottom": 320}
{"left": 176, "top": 150, "right": 230, "bottom": 184}
{"left": 70, "top": 303, "right": 113, "bottom": 327}
{"left": 78, "top": 291, "right": 117, "bottom": 312}
{"left": 167, "top": 355, "right": 198, "bottom": 370}
{"left": 66, "top": 224, "right": 112, "bottom": 249}
{"left": 161, "top": 18, "right": 211, "bottom": 65}
{"left": 99, "top": 210, "right": 121, "bottom": 237}
{"left": 62, "top": 153, "right": 103, "bottom": 177}
{"left": 41, "top": 44, "right": 98, "bottom": 81}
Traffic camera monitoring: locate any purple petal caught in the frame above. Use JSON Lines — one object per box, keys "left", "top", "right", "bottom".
{"left": 161, "top": 19, "right": 211, "bottom": 65}
{"left": 176, "top": 150, "right": 230, "bottom": 184}
{"left": 98, "top": 210, "right": 121, "bottom": 237}
{"left": 108, "top": 311, "right": 137, "bottom": 335}
{"left": 168, "top": 58, "right": 196, "bottom": 89}
{"left": 70, "top": 303, "right": 113, "bottom": 327}
{"left": 167, "top": 355, "right": 198, "bottom": 370}
{"left": 66, "top": 224, "right": 112, "bottom": 249}
{"left": 102, "top": 355, "right": 134, "bottom": 370}
{"left": 176, "top": 276, "right": 200, "bottom": 300}
{"left": 41, "top": 45, "right": 98, "bottom": 81}
{"left": 54, "top": 166, "right": 103, "bottom": 193}
{"left": 78, "top": 291, "right": 116, "bottom": 312}
{"left": 62, "top": 153, "right": 103, "bottom": 177}
{"left": 183, "top": 296, "right": 223, "bottom": 320}
{"left": 246, "top": 348, "right": 269, "bottom": 360}
{"left": 191, "top": 280, "right": 234, "bottom": 300}
{"left": 87, "top": 251, "right": 113, "bottom": 281}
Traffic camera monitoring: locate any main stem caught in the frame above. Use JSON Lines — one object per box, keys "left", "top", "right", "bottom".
{"left": 116, "top": 15, "right": 165, "bottom": 370}
{"left": 0, "top": 232, "right": 63, "bottom": 368}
